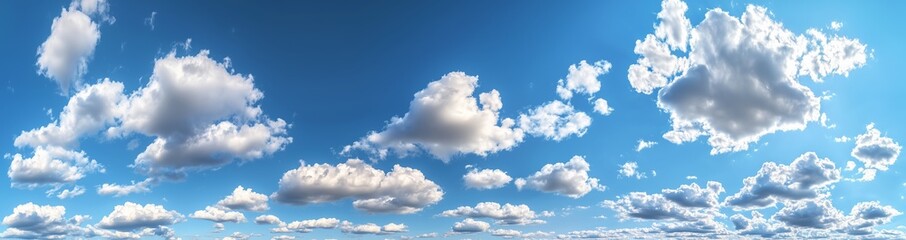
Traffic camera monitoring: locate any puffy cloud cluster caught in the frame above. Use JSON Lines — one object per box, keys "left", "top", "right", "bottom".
{"left": 7, "top": 146, "right": 103, "bottom": 189}
{"left": 0, "top": 203, "right": 86, "bottom": 239}
{"left": 773, "top": 199, "right": 844, "bottom": 229}
{"left": 440, "top": 202, "right": 547, "bottom": 225}
{"left": 603, "top": 182, "right": 723, "bottom": 224}
{"left": 36, "top": 7, "right": 100, "bottom": 92}
{"left": 269, "top": 218, "right": 340, "bottom": 233}
{"left": 724, "top": 152, "right": 840, "bottom": 209}
{"left": 189, "top": 206, "right": 246, "bottom": 223}
{"left": 339, "top": 221, "right": 408, "bottom": 235}
{"left": 462, "top": 168, "right": 512, "bottom": 190}
{"left": 514, "top": 156, "right": 604, "bottom": 198}
{"left": 271, "top": 159, "right": 443, "bottom": 214}
{"left": 342, "top": 72, "right": 524, "bottom": 161}
{"left": 92, "top": 202, "right": 183, "bottom": 239}
{"left": 253, "top": 215, "right": 282, "bottom": 225}
{"left": 451, "top": 218, "right": 490, "bottom": 233}
{"left": 628, "top": 0, "right": 868, "bottom": 154}
{"left": 618, "top": 162, "right": 646, "bottom": 179}
{"left": 843, "top": 201, "right": 902, "bottom": 235}
{"left": 217, "top": 186, "right": 269, "bottom": 212}
{"left": 730, "top": 211, "right": 790, "bottom": 238}
{"left": 849, "top": 123, "right": 901, "bottom": 181}
{"left": 14, "top": 49, "right": 291, "bottom": 197}
{"left": 518, "top": 101, "right": 592, "bottom": 141}
{"left": 555, "top": 60, "right": 612, "bottom": 100}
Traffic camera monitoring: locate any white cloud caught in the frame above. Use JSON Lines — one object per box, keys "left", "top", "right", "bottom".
{"left": 96, "top": 202, "right": 183, "bottom": 233}
{"left": 725, "top": 152, "right": 840, "bottom": 209}
{"left": 592, "top": 98, "right": 613, "bottom": 116}
{"left": 451, "top": 218, "right": 489, "bottom": 233}
{"left": 144, "top": 11, "right": 157, "bottom": 30}
{"left": 730, "top": 211, "right": 790, "bottom": 238}
{"left": 97, "top": 178, "right": 154, "bottom": 197}
{"left": 337, "top": 221, "right": 406, "bottom": 235}
{"left": 254, "top": 215, "right": 282, "bottom": 225}
{"left": 636, "top": 140, "right": 657, "bottom": 152}
{"left": 774, "top": 198, "right": 844, "bottom": 229}
{"left": 0, "top": 203, "right": 85, "bottom": 239}
{"left": 555, "top": 60, "right": 611, "bottom": 100}
{"left": 190, "top": 206, "right": 246, "bottom": 223}
{"left": 111, "top": 50, "right": 291, "bottom": 180}
{"left": 603, "top": 182, "right": 723, "bottom": 225}
{"left": 36, "top": 8, "right": 100, "bottom": 93}
{"left": 830, "top": 21, "right": 843, "bottom": 31}
{"left": 217, "top": 186, "right": 269, "bottom": 212}
{"left": 56, "top": 185, "right": 86, "bottom": 199}
{"left": 440, "top": 202, "right": 547, "bottom": 225}
{"left": 843, "top": 201, "right": 902, "bottom": 235}
{"left": 515, "top": 155, "right": 604, "bottom": 198}
{"left": 271, "top": 159, "right": 443, "bottom": 214}
{"left": 8, "top": 146, "right": 103, "bottom": 189}
{"left": 835, "top": 136, "right": 851, "bottom": 143}
{"left": 685, "top": 176, "right": 697, "bottom": 180}
{"left": 629, "top": 1, "right": 868, "bottom": 154}
{"left": 518, "top": 101, "right": 591, "bottom": 141}
{"left": 342, "top": 72, "right": 524, "bottom": 161}
{"left": 381, "top": 223, "right": 408, "bottom": 233}
{"left": 272, "top": 218, "right": 340, "bottom": 233}
{"left": 15, "top": 80, "right": 124, "bottom": 148}
{"left": 463, "top": 168, "right": 512, "bottom": 190}
{"left": 850, "top": 123, "right": 901, "bottom": 180}
{"left": 618, "top": 162, "right": 646, "bottom": 179}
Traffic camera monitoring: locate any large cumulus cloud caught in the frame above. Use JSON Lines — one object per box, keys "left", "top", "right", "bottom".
{"left": 271, "top": 159, "right": 443, "bottom": 214}
{"left": 628, "top": 0, "right": 868, "bottom": 154}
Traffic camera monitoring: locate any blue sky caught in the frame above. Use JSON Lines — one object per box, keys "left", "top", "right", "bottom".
{"left": 1, "top": 0, "right": 905, "bottom": 239}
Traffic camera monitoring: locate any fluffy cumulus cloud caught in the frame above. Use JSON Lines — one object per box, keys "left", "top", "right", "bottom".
{"left": 270, "top": 218, "right": 340, "bottom": 233}
{"left": 463, "top": 168, "right": 512, "bottom": 190}
{"left": 451, "top": 218, "right": 490, "bottom": 233}
{"left": 850, "top": 123, "right": 901, "bottom": 181}
{"left": 440, "top": 202, "right": 547, "bottom": 225}
{"left": 190, "top": 206, "right": 246, "bottom": 223}
{"left": 0, "top": 203, "right": 86, "bottom": 239}
{"left": 518, "top": 101, "right": 591, "bottom": 141}
{"left": 555, "top": 60, "right": 612, "bottom": 100}
{"left": 253, "top": 215, "right": 282, "bottom": 225}
{"left": 730, "top": 211, "right": 790, "bottom": 238}
{"left": 514, "top": 156, "right": 604, "bottom": 198}
{"left": 628, "top": 0, "right": 868, "bottom": 154}
{"left": 773, "top": 198, "right": 844, "bottom": 229}
{"left": 342, "top": 72, "right": 524, "bottom": 161}
{"left": 7, "top": 146, "right": 103, "bottom": 189}
{"left": 15, "top": 80, "right": 124, "bottom": 148}
{"left": 338, "top": 221, "right": 408, "bottom": 235}
{"left": 618, "top": 162, "right": 646, "bottom": 179}
{"left": 97, "top": 178, "right": 155, "bottom": 197}
{"left": 93, "top": 202, "right": 183, "bottom": 239}
{"left": 603, "top": 182, "right": 723, "bottom": 228}
{"left": 112, "top": 50, "right": 291, "bottom": 180}
{"left": 271, "top": 159, "right": 443, "bottom": 214}
{"left": 36, "top": 7, "right": 100, "bottom": 92}
{"left": 725, "top": 152, "right": 840, "bottom": 209}
{"left": 217, "top": 186, "right": 269, "bottom": 212}
{"left": 843, "top": 201, "right": 902, "bottom": 235}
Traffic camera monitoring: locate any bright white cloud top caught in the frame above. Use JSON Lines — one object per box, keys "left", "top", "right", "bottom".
{"left": 628, "top": 0, "right": 869, "bottom": 154}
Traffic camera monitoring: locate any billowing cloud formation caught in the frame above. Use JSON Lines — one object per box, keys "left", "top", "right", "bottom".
{"left": 843, "top": 201, "right": 902, "bottom": 235}
{"left": 190, "top": 206, "right": 246, "bottom": 223}
{"left": 15, "top": 80, "right": 124, "bottom": 148}
{"left": 515, "top": 156, "right": 604, "bottom": 198}
{"left": 730, "top": 211, "right": 790, "bottom": 238}
{"left": 94, "top": 202, "right": 183, "bottom": 239}
{"left": 271, "top": 159, "right": 443, "bottom": 214}
{"left": 36, "top": 7, "right": 100, "bottom": 92}
{"left": 270, "top": 218, "right": 340, "bottom": 233}
{"left": 343, "top": 72, "right": 524, "bottom": 161}
{"left": 451, "top": 218, "right": 489, "bottom": 233}
{"left": 850, "top": 123, "right": 901, "bottom": 181}
{"left": 217, "top": 186, "right": 269, "bottom": 212}
{"left": 463, "top": 168, "right": 512, "bottom": 190}
{"left": 0, "top": 203, "right": 85, "bottom": 239}
{"left": 113, "top": 50, "right": 291, "bottom": 180}
{"left": 773, "top": 199, "right": 843, "bottom": 229}
{"left": 618, "top": 162, "right": 645, "bottom": 179}
{"left": 8, "top": 146, "right": 103, "bottom": 188}
{"left": 338, "top": 221, "right": 407, "bottom": 235}
{"left": 518, "top": 101, "right": 591, "bottom": 141}
{"left": 628, "top": 0, "right": 868, "bottom": 154}
{"left": 556, "top": 60, "right": 612, "bottom": 100}
{"left": 603, "top": 182, "right": 723, "bottom": 222}
{"left": 254, "top": 215, "right": 282, "bottom": 225}
{"left": 440, "top": 202, "right": 546, "bottom": 225}
{"left": 725, "top": 152, "right": 840, "bottom": 209}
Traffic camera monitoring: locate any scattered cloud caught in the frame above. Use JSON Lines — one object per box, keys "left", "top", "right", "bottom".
{"left": 515, "top": 156, "right": 604, "bottom": 198}
{"left": 440, "top": 202, "right": 547, "bottom": 225}
{"left": 463, "top": 168, "right": 512, "bottom": 190}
